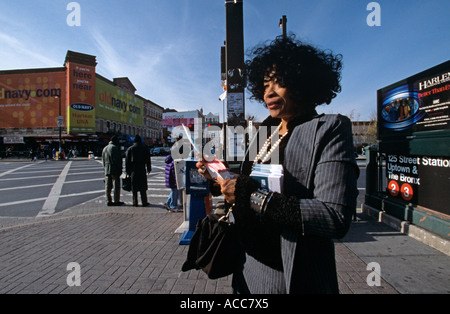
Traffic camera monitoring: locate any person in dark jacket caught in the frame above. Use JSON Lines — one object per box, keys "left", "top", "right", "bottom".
{"left": 102, "top": 136, "right": 124, "bottom": 206}
{"left": 197, "top": 35, "right": 358, "bottom": 293}
{"left": 126, "top": 135, "right": 152, "bottom": 207}
{"left": 164, "top": 154, "right": 181, "bottom": 212}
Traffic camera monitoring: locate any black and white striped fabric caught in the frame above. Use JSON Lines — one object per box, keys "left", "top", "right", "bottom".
{"left": 235, "top": 114, "right": 359, "bottom": 294}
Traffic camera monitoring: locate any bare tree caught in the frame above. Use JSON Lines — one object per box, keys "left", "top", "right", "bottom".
{"left": 367, "top": 110, "right": 378, "bottom": 143}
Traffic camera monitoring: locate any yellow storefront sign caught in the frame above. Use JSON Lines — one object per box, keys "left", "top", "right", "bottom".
{"left": 66, "top": 62, "right": 96, "bottom": 133}
{"left": 95, "top": 78, "right": 144, "bottom": 127}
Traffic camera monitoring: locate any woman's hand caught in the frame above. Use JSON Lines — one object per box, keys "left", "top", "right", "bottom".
{"left": 196, "top": 160, "right": 238, "bottom": 204}
{"left": 218, "top": 178, "right": 237, "bottom": 204}
{"left": 196, "top": 160, "right": 214, "bottom": 181}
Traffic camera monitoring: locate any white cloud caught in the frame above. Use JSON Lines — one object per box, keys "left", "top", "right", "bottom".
{"left": 0, "top": 32, "right": 60, "bottom": 69}
{"left": 89, "top": 28, "right": 224, "bottom": 112}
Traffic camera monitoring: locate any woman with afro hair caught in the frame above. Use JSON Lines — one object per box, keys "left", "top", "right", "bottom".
{"left": 197, "top": 35, "right": 359, "bottom": 294}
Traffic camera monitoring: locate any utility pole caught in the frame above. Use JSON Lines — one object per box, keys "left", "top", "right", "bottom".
{"left": 279, "top": 15, "right": 287, "bottom": 38}
{"left": 55, "top": 95, "right": 63, "bottom": 159}
{"left": 225, "top": 0, "right": 245, "bottom": 165}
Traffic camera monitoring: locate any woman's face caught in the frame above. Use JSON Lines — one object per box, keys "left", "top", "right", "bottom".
{"left": 263, "top": 78, "right": 297, "bottom": 121}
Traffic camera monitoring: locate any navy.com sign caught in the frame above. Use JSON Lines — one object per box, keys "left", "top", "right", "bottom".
{"left": 378, "top": 60, "right": 450, "bottom": 139}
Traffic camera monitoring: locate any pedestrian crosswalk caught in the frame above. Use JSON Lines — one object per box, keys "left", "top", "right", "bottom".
{"left": 146, "top": 173, "right": 171, "bottom": 199}
{"left": 0, "top": 157, "right": 173, "bottom": 218}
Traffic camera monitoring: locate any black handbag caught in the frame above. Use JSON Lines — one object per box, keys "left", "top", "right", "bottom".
{"left": 182, "top": 208, "right": 242, "bottom": 279}
{"left": 122, "top": 175, "right": 132, "bottom": 192}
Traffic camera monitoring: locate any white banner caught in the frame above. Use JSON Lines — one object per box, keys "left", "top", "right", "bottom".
{"left": 3, "top": 136, "right": 25, "bottom": 144}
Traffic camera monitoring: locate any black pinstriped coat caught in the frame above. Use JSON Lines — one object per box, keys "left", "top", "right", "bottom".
{"left": 232, "top": 113, "right": 359, "bottom": 294}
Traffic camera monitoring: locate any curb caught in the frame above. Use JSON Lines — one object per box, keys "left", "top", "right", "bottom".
{"left": 362, "top": 203, "right": 449, "bottom": 256}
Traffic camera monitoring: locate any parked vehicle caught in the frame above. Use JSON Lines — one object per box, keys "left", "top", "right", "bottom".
{"left": 151, "top": 147, "right": 161, "bottom": 156}
{"left": 150, "top": 147, "right": 170, "bottom": 156}
{"left": 162, "top": 147, "right": 171, "bottom": 155}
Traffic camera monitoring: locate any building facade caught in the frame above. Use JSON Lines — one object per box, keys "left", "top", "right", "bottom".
{"left": 162, "top": 110, "right": 204, "bottom": 144}
{"left": 204, "top": 112, "right": 220, "bottom": 126}
{"left": 351, "top": 120, "right": 378, "bottom": 154}
{"left": 0, "top": 50, "right": 163, "bottom": 157}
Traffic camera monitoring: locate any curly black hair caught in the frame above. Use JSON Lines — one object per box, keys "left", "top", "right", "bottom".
{"left": 245, "top": 34, "right": 343, "bottom": 109}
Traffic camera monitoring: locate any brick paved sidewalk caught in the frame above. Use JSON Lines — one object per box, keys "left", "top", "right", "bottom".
{"left": 1, "top": 193, "right": 446, "bottom": 294}
{"left": 0, "top": 208, "right": 230, "bottom": 294}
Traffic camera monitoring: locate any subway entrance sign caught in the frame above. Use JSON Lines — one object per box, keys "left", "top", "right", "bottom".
{"left": 374, "top": 60, "right": 450, "bottom": 239}
{"left": 386, "top": 154, "right": 450, "bottom": 216}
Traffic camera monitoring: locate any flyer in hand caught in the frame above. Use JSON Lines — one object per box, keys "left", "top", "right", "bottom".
{"left": 181, "top": 124, "right": 232, "bottom": 181}
{"left": 205, "top": 158, "right": 233, "bottom": 180}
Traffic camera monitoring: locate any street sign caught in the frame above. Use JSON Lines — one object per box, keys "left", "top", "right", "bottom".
{"left": 386, "top": 153, "right": 450, "bottom": 215}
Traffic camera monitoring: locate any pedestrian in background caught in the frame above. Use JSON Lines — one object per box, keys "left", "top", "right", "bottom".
{"left": 30, "top": 148, "right": 36, "bottom": 161}
{"left": 102, "top": 135, "right": 124, "bottom": 206}
{"left": 164, "top": 154, "right": 181, "bottom": 212}
{"left": 126, "top": 135, "right": 151, "bottom": 207}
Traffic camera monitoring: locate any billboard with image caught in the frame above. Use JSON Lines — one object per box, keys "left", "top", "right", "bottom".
{"left": 0, "top": 70, "right": 66, "bottom": 129}
{"left": 66, "top": 62, "right": 96, "bottom": 133}
{"left": 378, "top": 60, "right": 450, "bottom": 139}
{"left": 95, "top": 78, "right": 144, "bottom": 127}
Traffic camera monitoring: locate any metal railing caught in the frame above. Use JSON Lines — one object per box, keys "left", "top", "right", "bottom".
{"left": 365, "top": 145, "right": 387, "bottom": 198}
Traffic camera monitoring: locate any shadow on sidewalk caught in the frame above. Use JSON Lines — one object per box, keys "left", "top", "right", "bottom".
{"left": 341, "top": 213, "right": 405, "bottom": 243}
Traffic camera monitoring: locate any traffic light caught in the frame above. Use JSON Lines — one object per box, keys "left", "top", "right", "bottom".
{"left": 188, "top": 124, "right": 194, "bottom": 131}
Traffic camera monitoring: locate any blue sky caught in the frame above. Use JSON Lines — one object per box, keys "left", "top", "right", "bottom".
{"left": 0, "top": 0, "right": 448, "bottom": 122}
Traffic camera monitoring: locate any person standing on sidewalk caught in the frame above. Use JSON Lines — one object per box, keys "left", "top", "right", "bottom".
{"left": 197, "top": 35, "right": 359, "bottom": 293}
{"left": 102, "top": 136, "right": 124, "bottom": 206}
{"left": 126, "top": 135, "right": 151, "bottom": 207}
{"left": 164, "top": 154, "right": 181, "bottom": 212}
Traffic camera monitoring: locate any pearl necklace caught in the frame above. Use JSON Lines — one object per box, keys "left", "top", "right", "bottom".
{"left": 253, "top": 123, "right": 289, "bottom": 164}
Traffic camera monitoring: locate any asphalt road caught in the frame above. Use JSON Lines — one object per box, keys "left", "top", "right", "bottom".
{"left": 0, "top": 157, "right": 367, "bottom": 219}
{"left": 0, "top": 157, "right": 170, "bottom": 218}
